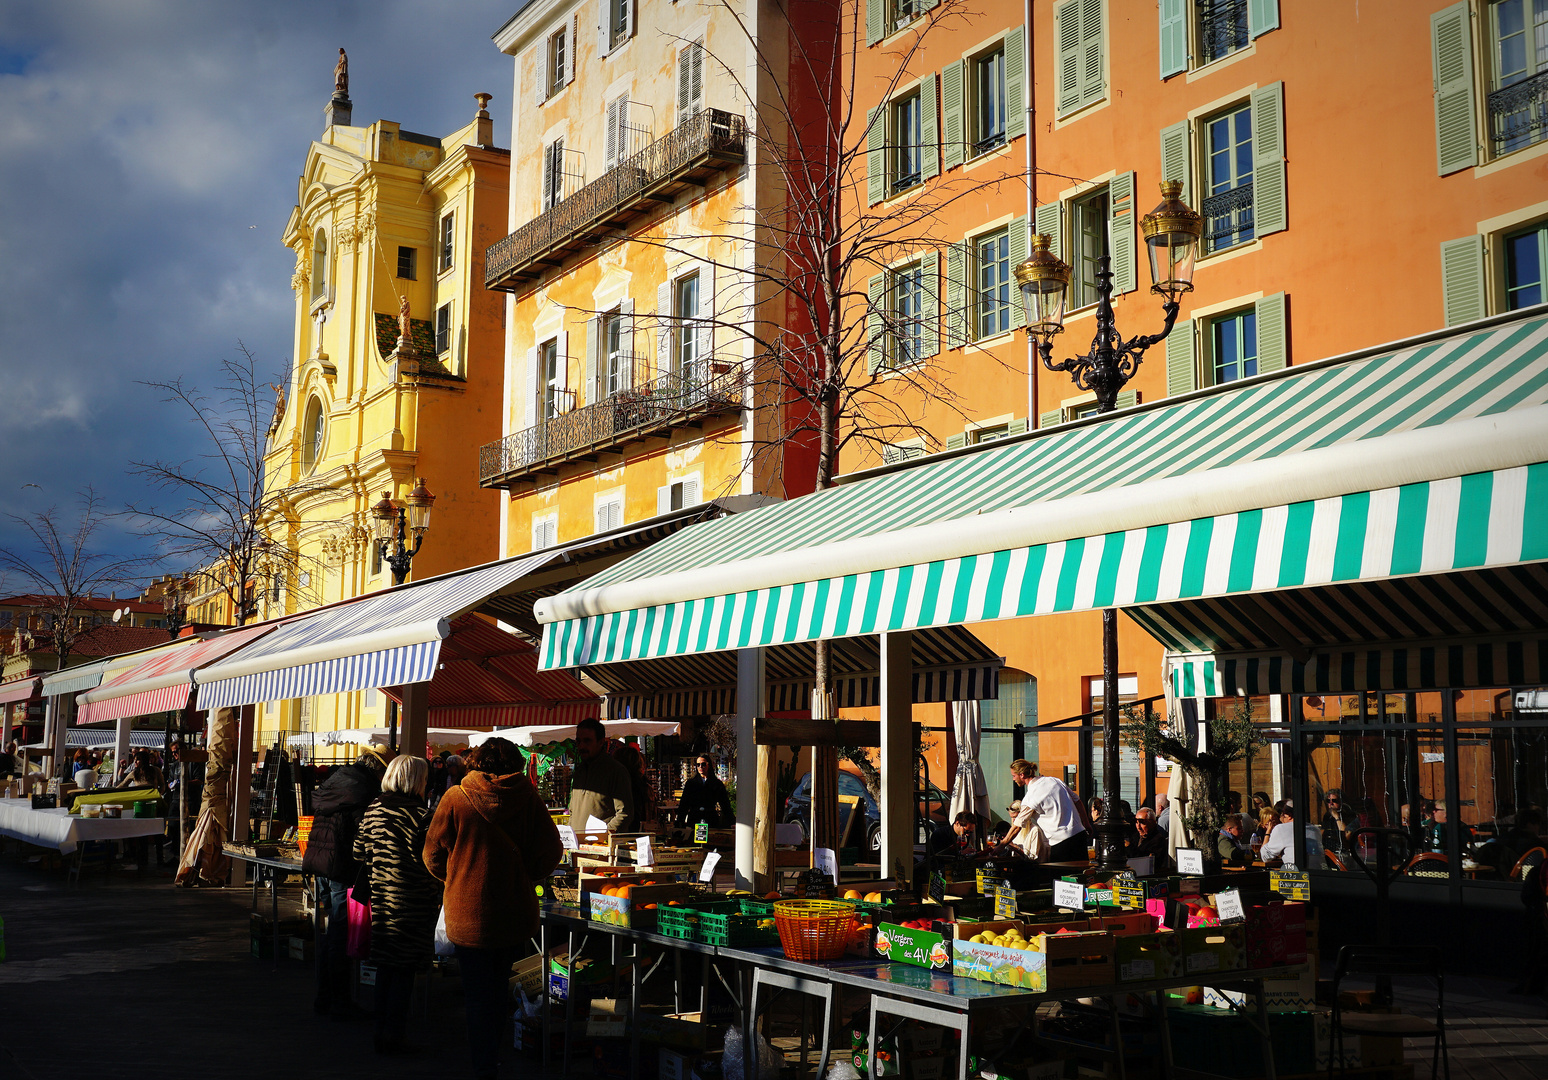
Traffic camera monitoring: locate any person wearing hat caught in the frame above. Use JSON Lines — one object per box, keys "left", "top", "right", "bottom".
{"left": 303, "top": 745, "right": 390, "bottom": 1018}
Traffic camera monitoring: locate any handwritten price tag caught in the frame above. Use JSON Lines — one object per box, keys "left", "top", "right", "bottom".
{"left": 815, "top": 846, "right": 839, "bottom": 885}
{"left": 993, "top": 882, "right": 1017, "bottom": 919}
{"left": 1215, "top": 889, "right": 1246, "bottom": 922}
{"left": 1176, "top": 848, "right": 1205, "bottom": 875}
{"left": 1270, "top": 870, "right": 1311, "bottom": 900}
{"left": 698, "top": 850, "right": 721, "bottom": 882}
{"left": 1053, "top": 879, "right": 1086, "bottom": 910}
{"left": 634, "top": 836, "right": 653, "bottom": 867}
{"left": 693, "top": 822, "right": 709, "bottom": 844}
{"left": 557, "top": 825, "right": 578, "bottom": 851}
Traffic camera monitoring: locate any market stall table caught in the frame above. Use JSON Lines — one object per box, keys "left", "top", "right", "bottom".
{"left": 0, "top": 798, "right": 165, "bottom": 855}
{"left": 222, "top": 844, "right": 307, "bottom": 967}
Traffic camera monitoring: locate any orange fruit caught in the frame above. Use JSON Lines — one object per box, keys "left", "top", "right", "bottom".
{"left": 641, "top": 903, "right": 657, "bottom": 910}
{"left": 617, "top": 885, "right": 634, "bottom": 899}
{"left": 843, "top": 889, "right": 863, "bottom": 900}
{"left": 764, "top": 891, "right": 780, "bottom": 900}
{"left": 667, "top": 899, "right": 682, "bottom": 906}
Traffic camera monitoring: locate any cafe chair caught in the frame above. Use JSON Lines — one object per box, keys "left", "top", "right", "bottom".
{"left": 1511, "top": 846, "right": 1546, "bottom": 880}
{"left": 1328, "top": 945, "right": 1448, "bottom": 1080}
{"left": 68, "top": 840, "right": 115, "bottom": 888}
{"left": 1323, "top": 851, "right": 1348, "bottom": 871}
{"left": 1403, "top": 852, "right": 1449, "bottom": 878}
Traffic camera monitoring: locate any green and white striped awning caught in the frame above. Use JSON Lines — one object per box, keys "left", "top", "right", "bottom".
{"left": 537, "top": 310, "right": 1548, "bottom": 669}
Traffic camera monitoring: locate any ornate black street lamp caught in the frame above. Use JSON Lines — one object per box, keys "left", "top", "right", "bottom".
{"left": 1016, "top": 181, "right": 1202, "bottom": 870}
{"left": 371, "top": 478, "right": 436, "bottom": 586}
{"left": 162, "top": 578, "right": 188, "bottom": 636}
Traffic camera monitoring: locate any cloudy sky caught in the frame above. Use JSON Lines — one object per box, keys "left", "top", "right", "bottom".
{"left": 0, "top": 0, "right": 520, "bottom": 580}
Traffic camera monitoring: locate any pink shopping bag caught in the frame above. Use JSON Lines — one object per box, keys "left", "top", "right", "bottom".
{"left": 345, "top": 887, "right": 372, "bottom": 959}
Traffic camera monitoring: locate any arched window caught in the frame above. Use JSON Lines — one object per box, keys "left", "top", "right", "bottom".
{"left": 311, "top": 229, "right": 328, "bottom": 301}
{"left": 302, "top": 397, "right": 325, "bottom": 473}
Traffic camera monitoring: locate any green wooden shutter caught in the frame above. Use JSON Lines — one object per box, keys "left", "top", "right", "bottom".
{"left": 1160, "top": 119, "right": 1191, "bottom": 207}
{"left": 1005, "top": 417, "right": 1029, "bottom": 436}
{"left": 584, "top": 315, "right": 601, "bottom": 404}
{"left": 922, "top": 249, "right": 940, "bottom": 359}
{"left": 867, "top": 274, "right": 887, "bottom": 372}
{"left": 942, "top": 60, "right": 965, "bottom": 170}
{"left": 1255, "top": 292, "right": 1288, "bottom": 372}
{"left": 1109, "top": 171, "right": 1136, "bottom": 294}
{"left": 1039, "top": 409, "right": 1063, "bottom": 429}
{"left": 1159, "top": 0, "right": 1187, "bottom": 78}
{"left": 1440, "top": 236, "right": 1486, "bottom": 326}
{"left": 1247, "top": 0, "right": 1279, "bottom": 38}
{"left": 866, "top": 0, "right": 884, "bottom": 46}
{"left": 945, "top": 241, "right": 966, "bottom": 347}
{"left": 921, "top": 74, "right": 940, "bottom": 181}
{"left": 1005, "top": 26, "right": 1026, "bottom": 139}
{"left": 1008, "top": 216, "right": 1029, "bottom": 328}
{"left": 867, "top": 107, "right": 885, "bottom": 205}
{"left": 1251, "top": 82, "right": 1286, "bottom": 237}
{"left": 946, "top": 432, "right": 969, "bottom": 450}
{"left": 1034, "top": 202, "right": 1062, "bottom": 260}
{"left": 1114, "top": 390, "right": 1139, "bottom": 410}
{"left": 1166, "top": 318, "right": 1196, "bottom": 396}
{"left": 1079, "top": 0, "right": 1106, "bottom": 109}
{"left": 1431, "top": 3, "right": 1478, "bottom": 176}
{"left": 1055, "top": 0, "right": 1082, "bottom": 117}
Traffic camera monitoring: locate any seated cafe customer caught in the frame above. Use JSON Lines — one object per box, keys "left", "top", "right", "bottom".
{"left": 1217, "top": 813, "right": 1252, "bottom": 867}
{"left": 928, "top": 811, "right": 981, "bottom": 861}
{"left": 1260, "top": 801, "right": 1325, "bottom": 870}
{"left": 1131, "top": 807, "right": 1172, "bottom": 873}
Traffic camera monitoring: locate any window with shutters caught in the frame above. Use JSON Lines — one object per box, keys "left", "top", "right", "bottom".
{"left": 1202, "top": 103, "right": 1254, "bottom": 252}
{"left": 607, "top": 0, "right": 633, "bottom": 51}
{"left": 539, "top": 338, "right": 565, "bottom": 420}
{"left": 892, "top": 261, "right": 927, "bottom": 367}
{"left": 1505, "top": 221, "right": 1548, "bottom": 308}
{"left": 547, "top": 27, "right": 568, "bottom": 98}
{"left": 1487, "top": 0, "right": 1548, "bottom": 155}
{"left": 1054, "top": 0, "right": 1106, "bottom": 119}
{"left": 435, "top": 302, "right": 452, "bottom": 355}
{"left": 533, "top": 513, "right": 559, "bottom": 550}
{"left": 1069, "top": 188, "right": 1110, "bottom": 310}
{"left": 1207, "top": 308, "right": 1257, "bottom": 385}
{"left": 595, "top": 494, "right": 624, "bottom": 534}
{"left": 973, "top": 48, "right": 1007, "bottom": 154}
{"left": 882, "top": 439, "right": 927, "bottom": 464}
{"left": 673, "top": 272, "right": 701, "bottom": 376}
{"left": 604, "top": 97, "right": 644, "bottom": 171}
{"left": 1197, "top": 0, "right": 1250, "bottom": 65}
{"left": 975, "top": 229, "right": 1013, "bottom": 339}
{"left": 677, "top": 41, "right": 705, "bottom": 127}
{"left": 603, "top": 310, "right": 633, "bottom": 396}
{"left": 1160, "top": 1, "right": 1277, "bottom": 79}
{"left": 893, "top": 92, "right": 924, "bottom": 193}
{"left": 439, "top": 213, "right": 455, "bottom": 272}
{"left": 659, "top": 475, "right": 701, "bottom": 514}
{"left": 397, "top": 246, "right": 416, "bottom": 280}
{"left": 893, "top": 0, "right": 923, "bottom": 32}
{"left": 541, "top": 140, "right": 581, "bottom": 211}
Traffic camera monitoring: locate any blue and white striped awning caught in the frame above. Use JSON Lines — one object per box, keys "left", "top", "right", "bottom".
{"left": 537, "top": 311, "right": 1548, "bottom": 669}
{"left": 196, "top": 553, "right": 556, "bottom": 711}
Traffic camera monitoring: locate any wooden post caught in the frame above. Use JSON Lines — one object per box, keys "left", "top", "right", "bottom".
{"left": 399, "top": 681, "right": 430, "bottom": 760}
{"left": 113, "top": 717, "right": 132, "bottom": 784}
{"left": 879, "top": 631, "right": 913, "bottom": 886}
{"left": 230, "top": 703, "right": 257, "bottom": 843}
{"left": 734, "top": 648, "right": 765, "bottom": 892}
{"left": 47, "top": 693, "right": 70, "bottom": 780}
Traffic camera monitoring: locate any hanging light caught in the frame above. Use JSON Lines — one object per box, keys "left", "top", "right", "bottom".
{"left": 370, "top": 491, "right": 398, "bottom": 544}
{"left": 1014, "top": 234, "right": 1072, "bottom": 345}
{"left": 404, "top": 477, "right": 435, "bottom": 538}
{"left": 1139, "top": 180, "right": 1202, "bottom": 301}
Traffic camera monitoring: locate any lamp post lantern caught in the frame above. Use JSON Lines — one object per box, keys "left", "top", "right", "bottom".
{"left": 372, "top": 478, "right": 435, "bottom": 586}
{"left": 1015, "top": 181, "right": 1201, "bottom": 871}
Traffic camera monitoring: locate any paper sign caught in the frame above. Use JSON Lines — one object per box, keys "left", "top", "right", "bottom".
{"left": 1215, "top": 889, "right": 1245, "bottom": 922}
{"left": 1176, "top": 847, "right": 1205, "bottom": 875}
{"left": 1053, "top": 879, "right": 1086, "bottom": 910}
{"left": 1269, "top": 869, "right": 1311, "bottom": 901}
{"left": 634, "top": 836, "right": 653, "bottom": 867}
{"left": 815, "top": 846, "right": 839, "bottom": 885}
{"left": 585, "top": 815, "right": 608, "bottom": 831}
{"left": 698, "top": 850, "right": 722, "bottom": 882}
{"left": 693, "top": 822, "right": 709, "bottom": 844}
{"left": 557, "top": 824, "right": 578, "bottom": 851}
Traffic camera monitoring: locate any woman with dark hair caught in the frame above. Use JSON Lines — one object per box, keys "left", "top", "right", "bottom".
{"left": 424, "top": 737, "right": 563, "bottom": 1080}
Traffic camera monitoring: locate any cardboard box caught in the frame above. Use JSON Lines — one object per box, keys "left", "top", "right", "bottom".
{"left": 660, "top": 1048, "right": 696, "bottom": 1080}
{"left": 1178, "top": 925, "right": 1247, "bottom": 975}
{"left": 588, "top": 998, "right": 627, "bottom": 1038}
{"left": 1114, "top": 931, "right": 1182, "bottom": 982}
{"left": 586, "top": 882, "right": 693, "bottom": 930}
{"left": 636, "top": 1009, "right": 725, "bottom": 1052}
{"left": 874, "top": 920, "right": 953, "bottom": 971}
{"left": 952, "top": 920, "right": 1045, "bottom": 989}
{"left": 509, "top": 953, "right": 544, "bottom": 998}
{"left": 1312, "top": 1008, "right": 1364, "bottom": 1070}
{"left": 1202, "top": 968, "right": 1315, "bottom": 1013}
{"left": 1031, "top": 929, "right": 1116, "bottom": 989}
{"left": 1090, "top": 911, "right": 1157, "bottom": 937}
{"left": 287, "top": 936, "right": 313, "bottom": 961}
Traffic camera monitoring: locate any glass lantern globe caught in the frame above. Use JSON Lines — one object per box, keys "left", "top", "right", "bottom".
{"left": 405, "top": 477, "right": 435, "bottom": 537}
{"left": 1014, "top": 234, "right": 1072, "bottom": 343}
{"left": 1139, "top": 181, "right": 1202, "bottom": 301}
{"left": 370, "top": 492, "right": 398, "bottom": 544}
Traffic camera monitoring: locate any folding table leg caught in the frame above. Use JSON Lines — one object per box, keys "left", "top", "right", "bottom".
{"left": 867, "top": 994, "right": 969, "bottom": 1080}
{"left": 1252, "top": 978, "right": 1277, "bottom": 1080}
{"left": 1108, "top": 996, "right": 1127, "bottom": 1080}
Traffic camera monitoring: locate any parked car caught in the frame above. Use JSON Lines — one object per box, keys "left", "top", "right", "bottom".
{"left": 783, "top": 769, "right": 951, "bottom": 853}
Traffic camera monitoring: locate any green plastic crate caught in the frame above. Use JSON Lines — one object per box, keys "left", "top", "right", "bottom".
{"left": 696, "top": 899, "right": 780, "bottom": 947}
{"left": 656, "top": 905, "right": 699, "bottom": 941}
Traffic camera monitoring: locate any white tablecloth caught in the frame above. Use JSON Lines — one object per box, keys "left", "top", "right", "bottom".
{"left": 0, "top": 800, "right": 165, "bottom": 854}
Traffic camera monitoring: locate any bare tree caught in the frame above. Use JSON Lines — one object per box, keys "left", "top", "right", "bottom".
{"left": 126, "top": 344, "right": 328, "bottom": 626}
{"left": 0, "top": 489, "right": 153, "bottom": 671}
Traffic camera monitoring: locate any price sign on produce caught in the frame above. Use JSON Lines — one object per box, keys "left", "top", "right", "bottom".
{"left": 1176, "top": 848, "right": 1205, "bottom": 875}
{"left": 1053, "top": 879, "right": 1086, "bottom": 910}
{"left": 698, "top": 851, "right": 721, "bottom": 882}
{"left": 929, "top": 871, "right": 947, "bottom": 903}
{"left": 993, "top": 882, "right": 1017, "bottom": 920}
{"left": 1113, "top": 882, "right": 1146, "bottom": 910}
{"left": 1215, "top": 889, "right": 1246, "bottom": 923}
{"left": 556, "top": 825, "right": 578, "bottom": 851}
{"left": 1269, "top": 869, "right": 1311, "bottom": 900}
{"left": 693, "top": 822, "right": 709, "bottom": 844}
{"left": 634, "top": 835, "right": 653, "bottom": 867}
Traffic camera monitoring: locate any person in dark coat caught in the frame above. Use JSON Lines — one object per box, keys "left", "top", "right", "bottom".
{"left": 302, "top": 746, "right": 388, "bottom": 1017}
{"left": 354, "top": 755, "right": 442, "bottom": 1055}
{"left": 425, "top": 737, "right": 563, "bottom": 1080}
{"left": 675, "top": 754, "right": 733, "bottom": 828}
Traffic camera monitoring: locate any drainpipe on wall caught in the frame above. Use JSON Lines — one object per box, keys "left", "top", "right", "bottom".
{"left": 1024, "top": 0, "right": 1038, "bottom": 428}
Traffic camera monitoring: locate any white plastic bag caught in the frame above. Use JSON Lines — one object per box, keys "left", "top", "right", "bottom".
{"left": 433, "top": 906, "right": 455, "bottom": 957}
{"left": 723, "top": 1026, "right": 782, "bottom": 1080}
{"left": 826, "top": 1062, "right": 861, "bottom": 1080}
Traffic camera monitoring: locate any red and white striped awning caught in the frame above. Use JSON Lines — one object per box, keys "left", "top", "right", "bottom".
{"left": 0, "top": 678, "right": 40, "bottom": 706}
{"left": 76, "top": 625, "right": 272, "bottom": 725}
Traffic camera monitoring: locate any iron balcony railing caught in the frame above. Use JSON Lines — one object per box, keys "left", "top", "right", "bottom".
{"left": 1202, "top": 183, "right": 1255, "bottom": 251}
{"left": 479, "top": 361, "right": 746, "bottom": 485}
{"left": 1198, "top": 0, "right": 1250, "bottom": 65}
{"left": 485, "top": 108, "right": 748, "bottom": 289}
{"left": 1489, "top": 69, "right": 1548, "bottom": 157}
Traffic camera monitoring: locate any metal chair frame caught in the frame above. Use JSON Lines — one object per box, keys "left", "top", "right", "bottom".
{"left": 1328, "top": 945, "right": 1448, "bottom": 1080}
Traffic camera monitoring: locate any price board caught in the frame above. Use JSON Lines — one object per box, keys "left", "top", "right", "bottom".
{"left": 1176, "top": 848, "right": 1205, "bottom": 875}
{"left": 1215, "top": 888, "right": 1246, "bottom": 923}
{"left": 698, "top": 850, "right": 721, "bottom": 882}
{"left": 693, "top": 822, "right": 709, "bottom": 844}
{"left": 1113, "top": 881, "right": 1146, "bottom": 910}
{"left": 1269, "top": 869, "right": 1311, "bottom": 901}
{"left": 929, "top": 871, "right": 947, "bottom": 903}
{"left": 1053, "top": 879, "right": 1086, "bottom": 910}
{"left": 557, "top": 824, "right": 578, "bottom": 851}
{"left": 992, "top": 881, "right": 1017, "bottom": 920}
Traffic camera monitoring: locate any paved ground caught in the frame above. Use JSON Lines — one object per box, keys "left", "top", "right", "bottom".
{"left": 1, "top": 846, "right": 1542, "bottom": 1080}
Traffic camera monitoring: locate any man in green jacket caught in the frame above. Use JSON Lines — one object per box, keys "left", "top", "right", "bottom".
{"left": 567, "top": 718, "right": 635, "bottom": 831}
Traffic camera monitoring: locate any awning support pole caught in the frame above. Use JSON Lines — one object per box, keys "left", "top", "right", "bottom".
{"left": 880, "top": 631, "right": 913, "bottom": 886}
{"left": 734, "top": 648, "right": 765, "bottom": 891}
{"left": 400, "top": 682, "right": 429, "bottom": 761}
{"left": 114, "top": 717, "right": 132, "bottom": 783}
{"left": 48, "top": 694, "right": 69, "bottom": 780}
{"left": 230, "top": 703, "right": 256, "bottom": 844}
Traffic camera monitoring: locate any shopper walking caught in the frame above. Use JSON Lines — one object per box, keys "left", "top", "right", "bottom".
{"left": 567, "top": 718, "right": 634, "bottom": 831}
{"left": 353, "top": 755, "right": 442, "bottom": 1055}
{"left": 301, "top": 745, "right": 389, "bottom": 1018}
{"left": 425, "top": 736, "right": 563, "bottom": 1080}
{"left": 675, "top": 754, "right": 732, "bottom": 829}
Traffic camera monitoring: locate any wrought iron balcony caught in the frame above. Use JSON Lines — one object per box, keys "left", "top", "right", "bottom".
{"left": 485, "top": 109, "right": 748, "bottom": 291}
{"left": 1489, "top": 69, "right": 1548, "bottom": 157}
{"left": 1198, "top": 0, "right": 1249, "bottom": 65}
{"left": 1202, "top": 183, "right": 1255, "bottom": 252}
{"left": 479, "top": 361, "right": 746, "bottom": 487}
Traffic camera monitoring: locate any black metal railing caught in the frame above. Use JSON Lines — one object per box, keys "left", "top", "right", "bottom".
{"left": 1198, "top": 0, "right": 1250, "bottom": 65}
{"left": 479, "top": 362, "right": 746, "bottom": 484}
{"left": 1489, "top": 69, "right": 1548, "bottom": 156}
{"left": 1202, "top": 183, "right": 1255, "bottom": 251}
{"left": 485, "top": 109, "right": 747, "bottom": 288}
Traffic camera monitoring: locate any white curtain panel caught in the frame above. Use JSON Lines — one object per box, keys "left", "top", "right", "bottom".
{"left": 948, "top": 700, "right": 990, "bottom": 823}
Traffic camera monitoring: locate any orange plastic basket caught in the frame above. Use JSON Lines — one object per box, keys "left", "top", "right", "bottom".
{"left": 773, "top": 899, "right": 856, "bottom": 962}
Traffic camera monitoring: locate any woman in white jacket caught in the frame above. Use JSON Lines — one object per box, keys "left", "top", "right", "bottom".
{"left": 1260, "top": 801, "right": 1325, "bottom": 870}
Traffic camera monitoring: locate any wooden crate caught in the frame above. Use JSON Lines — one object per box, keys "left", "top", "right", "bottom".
{"left": 1031, "top": 930, "right": 1116, "bottom": 989}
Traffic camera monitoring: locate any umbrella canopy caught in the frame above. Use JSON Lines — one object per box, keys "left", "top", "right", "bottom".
{"left": 467, "top": 719, "right": 679, "bottom": 748}
{"left": 947, "top": 700, "right": 990, "bottom": 823}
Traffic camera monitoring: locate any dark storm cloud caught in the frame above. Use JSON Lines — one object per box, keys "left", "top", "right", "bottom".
{"left": 0, "top": 0, "right": 516, "bottom": 567}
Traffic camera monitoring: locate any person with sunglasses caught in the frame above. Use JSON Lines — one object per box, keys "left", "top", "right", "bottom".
{"left": 675, "top": 754, "right": 733, "bottom": 829}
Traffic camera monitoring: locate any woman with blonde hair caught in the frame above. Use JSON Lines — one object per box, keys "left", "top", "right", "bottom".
{"left": 353, "top": 754, "right": 442, "bottom": 1055}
